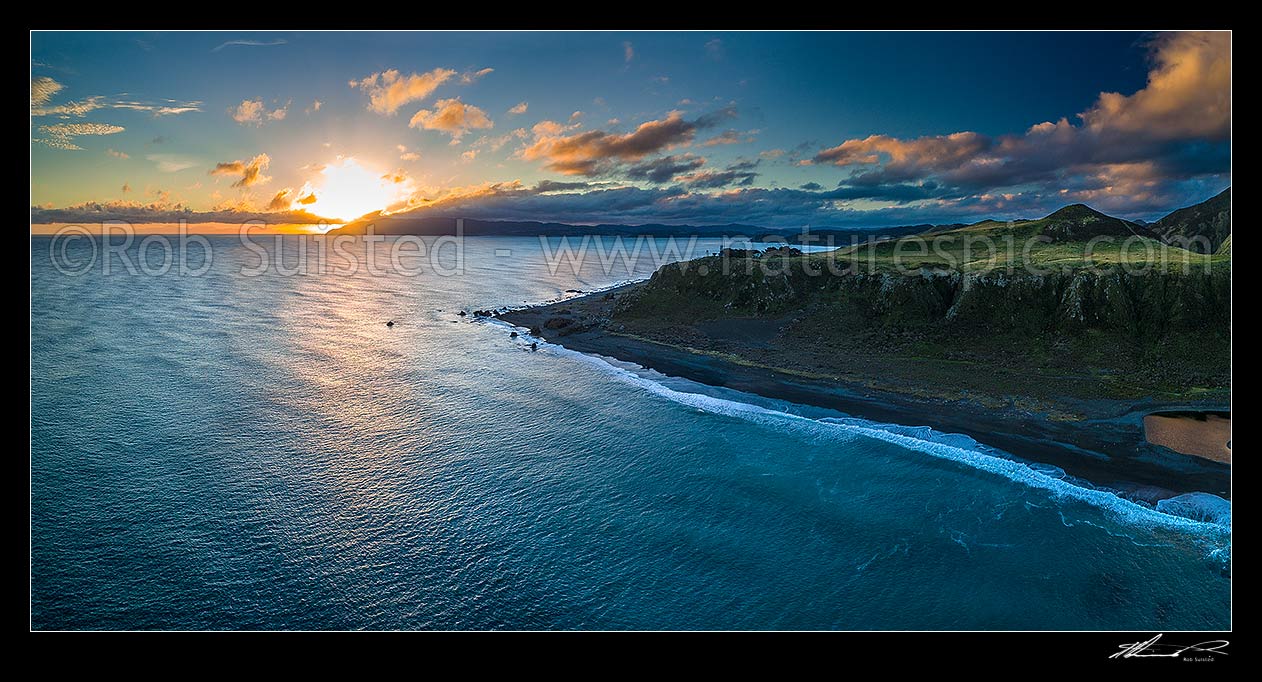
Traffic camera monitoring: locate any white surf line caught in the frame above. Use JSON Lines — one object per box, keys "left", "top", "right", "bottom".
{"left": 485, "top": 318, "right": 1231, "bottom": 540}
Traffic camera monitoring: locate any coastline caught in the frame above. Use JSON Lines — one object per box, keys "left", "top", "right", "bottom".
{"left": 499, "top": 287, "right": 1230, "bottom": 503}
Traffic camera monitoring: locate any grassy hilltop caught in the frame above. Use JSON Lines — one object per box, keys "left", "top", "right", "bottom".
{"left": 527, "top": 191, "right": 1232, "bottom": 414}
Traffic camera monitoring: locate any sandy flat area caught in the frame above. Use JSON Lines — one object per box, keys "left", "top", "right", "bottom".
{"left": 1144, "top": 412, "right": 1231, "bottom": 464}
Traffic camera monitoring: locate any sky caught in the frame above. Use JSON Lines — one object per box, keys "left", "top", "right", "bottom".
{"left": 31, "top": 31, "right": 1231, "bottom": 231}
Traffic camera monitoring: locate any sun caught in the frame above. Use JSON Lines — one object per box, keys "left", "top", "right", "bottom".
{"left": 301, "top": 158, "right": 410, "bottom": 222}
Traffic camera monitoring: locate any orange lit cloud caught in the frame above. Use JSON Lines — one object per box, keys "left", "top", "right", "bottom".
{"left": 1081, "top": 31, "right": 1230, "bottom": 139}
{"left": 231, "top": 99, "right": 288, "bottom": 126}
{"left": 209, "top": 153, "right": 272, "bottom": 188}
{"left": 408, "top": 98, "right": 493, "bottom": 141}
{"left": 351, "top": 68, "right": 456, "bottom": 114}
{"left": 521, "top": 108, "right": 735, "bottom": 176}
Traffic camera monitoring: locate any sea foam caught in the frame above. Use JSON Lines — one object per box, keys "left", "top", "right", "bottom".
{"left": 488, "top": 318, "right": 1231, "bottom": 542}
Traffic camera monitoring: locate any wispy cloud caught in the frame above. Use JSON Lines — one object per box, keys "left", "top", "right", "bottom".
{"left": 508, "top": 101, "right": 528, "bottom": 116}
{"left": 112, "top": 99, "right": 203, "bottom": 116}
{"left": 705, "top": 38, "right": 724, "bottom": 60}
{"left": 106, "top": 148, "right": 129, "bottom": 159}
{"left": 30, "top": 77, "right": 201, "bottom": 118}
{"left": 211, "top": 38, "right": 287, "bottom": 53}
{"left": 623, "top": 41, "right": 635, "bottom": 64}
{"left": 31, "top": 76, "right": 62, "bottom": 106}
{"left": 701, "top": 129, "right": 759, "bottom": 147}
{"left": 147, "top": 153, "right": 199, "bottom": 173}
{"left": 460, "top": 67, "right": 494, "bottom": 84}
{"left": 34, "top": 122, "right": 124, "bottom": 150}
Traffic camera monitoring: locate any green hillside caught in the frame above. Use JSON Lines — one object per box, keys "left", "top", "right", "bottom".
{"left": 1152, "top": 187, "right": 1231, "bottom": 254}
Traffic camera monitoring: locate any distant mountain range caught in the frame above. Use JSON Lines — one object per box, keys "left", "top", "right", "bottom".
{"left": 327, "top": 188, "right": 1230, "bottom": 253}
{"left": 326, "top": 214, "right": 932, "bottom": 245}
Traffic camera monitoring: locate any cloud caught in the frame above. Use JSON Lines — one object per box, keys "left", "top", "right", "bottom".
{"left": 212, "top": 38, "right": 287, "bottom": 52}
{"left": 231, "top": 99, "right": 288, "bottom": 125}
{"left": 31, "top": 76, "right": 63, "bottom": 106}
{"left": 147, "top": 154, "right": 198, "bottom": 172}
{"left": 625, "top": 154, "right": 706, "bottom": 183}
{"left": 799, "top": 182, "right": 823, "bottom": 191}
{"left": 461, "top": 149, "right": 478, "bottom": 161}
{"left": 307, "top": 100, "right": 322, "bottom": 114}
{"left": 106, "top": 148, "right": 129, "bottom": 159}
{"left": 408, "top": 98, "right": 493, "bottom": 141}
{"left": 534, "top": 180, "right": 593, "bottom": 193}
{"left": 806, "top": 31, "right": 1230, "bottom": 217}
{"left": 351, "top": 68, "right": 456, "bottom": 114}
{"left": 267, "top": 188, "right": 294, "bottom": 210}
{"left": 508, "top": 101, "right": 528, "bottom": 116}
{"left": 674, "top": 159, "right": 760, "bottom": 189}
{"left": 460, "top": 67, "right": 494, "bottom": 84}
{"left": 34, "top": 122, "right": 124, "bottom": 150}
{"left": 110, "top": 99, "right": 203, "bottom": 116}
{"left": 705, "top": 38, "right": 724, "bottom": 60}
{"left": 397, "top": 144, "right": 421, "bottom": 161}
{"left": 209, "top": 153, "right": 272, "bottom": 188}
{"left": 814, "top": 132, "right": 991, "bottom": 176}
{"left": 522, "top": 108, "right": 736, "bottom": 176}
{"left": 701, "top": 129, "right": 758, "bottom": 147}
{"left": 1080, "top": 31, "right": 1229, "bottom": 139}
{"left": 381, "top": 169, "right": 410, "bottom": 184}
{"left": 623, "top": 41, "right": 635, "bottom": 63}
{"left": 471, "top": 128, "right": 527, "bottom": 153}
{"left": 32, "top": 96, "right": 104, "bottom": 117}
{"left": 31, "top": 78, "right": 202, "bottom": 118}
{"left": 31, "top": 200, "right": 328, "bottom": 225}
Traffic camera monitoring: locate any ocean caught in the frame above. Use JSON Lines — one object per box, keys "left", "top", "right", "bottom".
{"left": 30, "top": 235, "right": 1230, "bottom": 630}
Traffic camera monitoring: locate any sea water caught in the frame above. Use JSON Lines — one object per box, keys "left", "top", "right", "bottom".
{"left": 31, "top": 235, "right": 1230, "bottom": 630}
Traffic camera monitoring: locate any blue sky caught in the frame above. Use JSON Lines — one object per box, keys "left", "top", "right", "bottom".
{"left": 31, "top": 31, "right": 1230, "bottom": 229}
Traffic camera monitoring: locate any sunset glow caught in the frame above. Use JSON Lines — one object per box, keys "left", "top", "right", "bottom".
{"left": 301, "top": 158, "right": 412, "bottom": 222}
{"left": 30, "top": 31, "right": 1229, "bottom": 230}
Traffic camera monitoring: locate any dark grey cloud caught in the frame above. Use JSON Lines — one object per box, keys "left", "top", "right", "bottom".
{"left": 626, "top": 154, "right": 706, "bottom": 183}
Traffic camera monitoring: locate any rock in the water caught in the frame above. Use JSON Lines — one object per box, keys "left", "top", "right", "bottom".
{"left": 386, "top": 320, "right": 395, "bottom": 327}
{"left": 509, "top": 331, "right": 518, "bottom": 338}
{"left": 457, "top": 311, "right": 467, "bottom": 317}
{"left": 530, "top": 342, "right": 538, "bottom": 351}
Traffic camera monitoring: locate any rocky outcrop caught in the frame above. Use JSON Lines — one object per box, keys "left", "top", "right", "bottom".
{"left": 617, "top": 255, "right": 1230, "bottom": 342}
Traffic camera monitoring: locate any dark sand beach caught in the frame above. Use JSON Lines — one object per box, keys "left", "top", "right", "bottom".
{"left": 500, "top": 287, "right": 1230, "bottom": 502}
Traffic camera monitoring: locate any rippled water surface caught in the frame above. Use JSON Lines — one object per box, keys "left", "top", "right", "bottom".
{"left": 31, "top": 236, "right": 1230, "bottom": 629}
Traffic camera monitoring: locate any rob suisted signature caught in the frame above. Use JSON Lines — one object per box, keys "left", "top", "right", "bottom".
{"left": 1111, "top": 634, "right": 1229, "bottom": 660}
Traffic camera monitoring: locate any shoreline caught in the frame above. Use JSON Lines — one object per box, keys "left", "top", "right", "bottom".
{"left": 499, "top": 287, "right": 1230, "bottom": 503}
